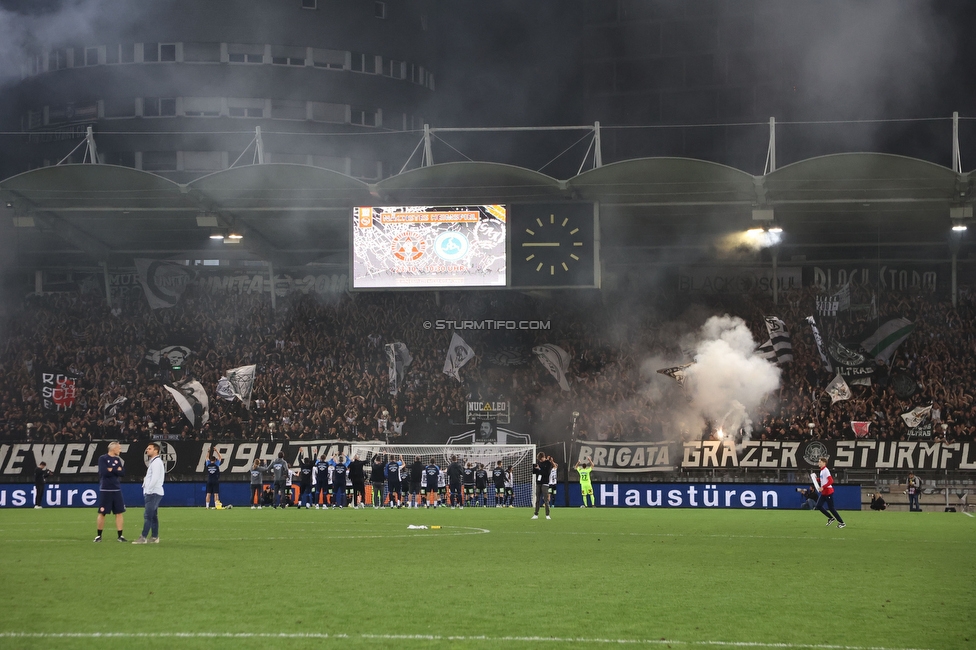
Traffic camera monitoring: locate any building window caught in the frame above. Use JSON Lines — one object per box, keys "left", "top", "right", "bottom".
{"left": 229, "top": 107, "right": 263, "bottom": 118}
{"left": 228, "top": 98, "right": 265, "bottom": 118}
{"left": 310, "top": 101, "right": 346, "bottom": 123}
{"left": 385, "top": 59, "right": 403, "bottom": 79}
{"left": 271, "top": 100, "right": 306, "bottom": 120}
{"left": 351, "top": 108, "right": 376, "bottom": 127}
{"left": 104, "top": 98, "right": 135, "bottom": 118}
{"left": 374, "top": 1, "right": 386, "bottom": 19}
{"left": 183, "top": 151, "right": 224, "bottom": 172}
{"left": 183, "top": 97, "right": 221, "bottom": 117}
{"left": 350, "top": 52, "right": 377, "bottom": 74}
{"left": 271, "top": 46, "right": 305, "bottom": 66}
{"left": 84, "top": 47, "right": 99, "bottom": 66}
{"left": 105, "top": 151, "right": 136, "bottom": 167}
{"left": 183, "top": 42, "right": 220, "bottom": 63}
{"left": 141, "top": 151, "right": 178, "bottom": 172}
{"left": 144, "top": 97, "right": 176, "bottom": 117}
{"left": 312, "top": 48, "right": 345, "bottom": 69}
{"left": 142, "top": 43, "right": 177, "bottom": 63}
{"left": 105, "top": 44, "right": 134, "bottom": 65}
{"left": 50, "top": 49, "right": 68, "bottom": 70}
{"left": 228, "top": 44, "right": 264, "bottom": 64}
{"left": 301, "top": 0, "right": 317, "bottom": 8}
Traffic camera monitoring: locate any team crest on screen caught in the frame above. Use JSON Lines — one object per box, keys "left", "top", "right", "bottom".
{"left": 434, "top": 231, "right": 469, "bottom": 261}
{"left": 391, "top": 234, "right": 426, "bottom": 262}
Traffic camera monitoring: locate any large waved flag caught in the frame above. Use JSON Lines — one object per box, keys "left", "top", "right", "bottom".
{"left": 164, "top": 380, "right": 210, "bottom": 428}
{"left": 533, "top": 344, "right": 572, "bottom": 391}
{"left": 443, "top": 333, "right": 475, "bottom": 382}
{"left": 851, "top": 421, "right": 871, "bottom": 438}
{"left": 217, "top": 365, "right": 256, "bottom": 408}
{"left": 862, "top": 318, "right": 915, "bottom": 364}
{"left": 134, "top": 259, "right": 191, "bottom": 310}
{"left": 385, "top": 342, "right": 413, "bottom": 395}
{"left": 657, "top": 363, "right": 693, "bottom": 388}
{"left": 825, "top": 373, "right": 852, "bottom": 404}
{"left": 900, "top": 405, "right": 932, "bottom": 429}
{"left": 758, "top": 316, "right": 793, "bottom": 364}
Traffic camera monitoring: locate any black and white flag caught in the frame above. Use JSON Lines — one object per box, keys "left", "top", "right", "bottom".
{"left": 217, "top": 365, "right": 256, "bottom": 408}
{"left": 758, "top": 317, "right": 793, "bottom": 364}
{"left": 443, "top": 333, "right": 475, "bottom": 382}
{"left": 164, "top": 379, "right": 210, "bottom": 428}
{"left": 101, "top": 395, "right": 128, "bottom": 424}
{"left": 145, "top": 345, "right": 193, "bottom": 367}
{"left": 385, "top": 342, "right": 413, "bottom": 395}
{"left": 805, "top": 316, "right": 832, "bottom": 372}
{"left": 533, "top": 344, "right": 572, "bottom": 391}
{"left": 134, "top": 258, "right": 192, "bottom": 310}
{"left": 825, "top": 373, "right": 852, "bottom": 404}
{"left": 657, "top": 363, "right": 693, "bottom": 387}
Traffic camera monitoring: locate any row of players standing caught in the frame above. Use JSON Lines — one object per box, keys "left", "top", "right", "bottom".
{"left": 240, "top": 453, "right": 535, "bottom": 509}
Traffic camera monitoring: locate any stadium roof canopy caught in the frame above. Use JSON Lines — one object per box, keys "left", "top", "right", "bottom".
{"left": 0, "top": 153, "right": 972, "bottom": 271}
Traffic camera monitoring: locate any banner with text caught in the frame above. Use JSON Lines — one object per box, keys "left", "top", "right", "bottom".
{"left": 576, "top": 439, "right": 976, "bottom": 472}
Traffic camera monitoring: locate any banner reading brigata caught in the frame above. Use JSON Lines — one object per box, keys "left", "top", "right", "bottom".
{"left": 576, "top": 439, "right": 976, "bottom": 472}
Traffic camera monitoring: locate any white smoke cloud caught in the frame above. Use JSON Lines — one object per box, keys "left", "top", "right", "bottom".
{"left": 683, "top": 315, "right": 780, "bottom": 440}
{"left": 0, "top": 0, "right": 122, "bottom": 89}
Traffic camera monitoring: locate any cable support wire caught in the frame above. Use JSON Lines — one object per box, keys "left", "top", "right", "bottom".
{"left": 0, "top": 116, "right": 966, "bottom": 138}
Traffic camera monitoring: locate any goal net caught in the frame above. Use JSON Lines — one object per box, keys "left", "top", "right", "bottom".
{"left": 348, "top": 443, "right": 536, "bottom": 507}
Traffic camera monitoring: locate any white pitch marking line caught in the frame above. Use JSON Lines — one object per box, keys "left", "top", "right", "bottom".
{"left": 0, "top": 632, "right": 935, "bottom": 650}
{"left": 0, "top": 526, "right": 491, "bottom": 544}
{"left": 964, "top": 512, "right": 974, "bottom": 517}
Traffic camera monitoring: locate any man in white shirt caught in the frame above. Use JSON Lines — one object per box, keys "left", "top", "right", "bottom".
{"left": 133, "top": 442, "right": 165, "bottom": 544}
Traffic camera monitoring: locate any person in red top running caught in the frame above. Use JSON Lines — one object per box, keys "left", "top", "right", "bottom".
{"left": 815, "top": 456, "right": 846, "bottom": 529}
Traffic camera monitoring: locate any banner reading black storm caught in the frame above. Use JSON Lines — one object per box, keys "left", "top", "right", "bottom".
{"left": 576, "top": 439, "right": 976, "bottom": 472}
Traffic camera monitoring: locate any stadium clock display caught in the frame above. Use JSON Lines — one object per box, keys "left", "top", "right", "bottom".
{"left": 509, "top": 202, "right": 598, "bottom": 288}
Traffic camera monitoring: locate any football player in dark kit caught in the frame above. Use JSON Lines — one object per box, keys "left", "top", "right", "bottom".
{"left": 329, "top": 453, "right": 351, "bottom": 508}
{"left": 95, "top": 441, "right": 127, "bottom": 542}
{"left": 370, "top": 454, "right": 386, "bottom": 508}
{"left": 34, "top": 461, "right": 53, "bottom": 509}
{"left": 423, "top": 458, "right": 441, "bottom": 508}
{"left": 408, "top": 455, "right": 425, "bottom": 508}
{"left": 447, "top": 455, "right": 464, "bottom": 508}
{"left": 204, "top": 447, "right": 222, "bottom": 509}
{"left": 474, "top": 464, "right": 489, "bottom": 507}
{"left": 314, "top": 454, "right": 331, "bottom": 508}
{"left": 461, "top": 462, "right": 476, "bottom": 508}
{"left": 349, "top": 454, "right": 367, "bottom": 509}
{"left": 297, "top": 453, "right": 315, "bottom": 508}
{"left": 532, "top": 452, "right": 554, "bottom": 520}
{"left": 491, "top": 461, "right": 506, "bottom": 507}
{"left": 385, "top": 455, "right": 404, "bottom": 508}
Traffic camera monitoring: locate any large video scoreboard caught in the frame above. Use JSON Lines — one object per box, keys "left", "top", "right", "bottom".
{"left": 351, "top": 202, "right": 598, "bottom": 290}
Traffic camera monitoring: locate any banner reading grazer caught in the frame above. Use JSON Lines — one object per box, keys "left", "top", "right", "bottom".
{"left": 576, "top": 439, "right": 976, "bottom": 472}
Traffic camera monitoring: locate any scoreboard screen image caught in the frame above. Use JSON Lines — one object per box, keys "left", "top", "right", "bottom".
{"left": 352, "top": 205, "right": 507, "bottom": 289}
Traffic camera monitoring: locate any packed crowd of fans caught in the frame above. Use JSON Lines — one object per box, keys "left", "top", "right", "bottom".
{"left": 0, "top": 277, "right": 973, "bottom": 444}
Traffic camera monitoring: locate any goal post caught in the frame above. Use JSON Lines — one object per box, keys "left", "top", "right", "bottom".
{"left": 349, "top": 443, "right": 536, "bottom": 507}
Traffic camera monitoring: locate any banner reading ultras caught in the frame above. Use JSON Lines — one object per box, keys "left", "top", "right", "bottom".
{"left": 352, "top": 205, "right": 507, "bottom": 289}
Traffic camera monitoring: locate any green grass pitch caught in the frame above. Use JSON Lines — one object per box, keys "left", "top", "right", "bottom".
{"left": 0, "top": 506, "right": 973, "bottom": 649}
